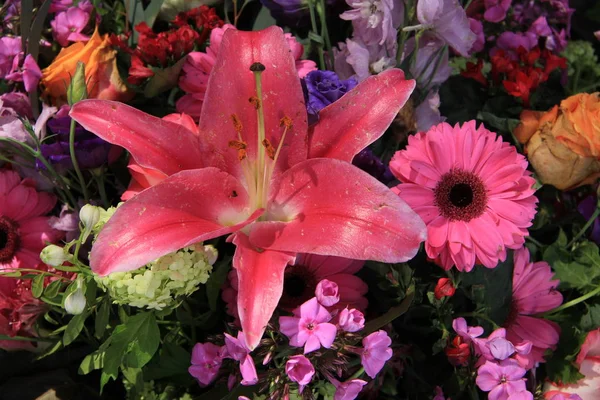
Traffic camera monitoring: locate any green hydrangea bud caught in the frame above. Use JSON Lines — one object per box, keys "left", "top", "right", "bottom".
{"left": 93, "top": 206, "right": 218, "bottom": 310}
{"left": 67, "top": 61, "right": 88, "bottom": 106}
{"left": 562, "top": 41, "right": 600, "bottom": 77}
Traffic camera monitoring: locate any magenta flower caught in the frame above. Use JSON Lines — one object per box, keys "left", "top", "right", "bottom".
{"left": 280, "top": 298, "right": 337, "bottom": 354}
{"left": 483, "top": 0, "right": 511, "bottom": 23}
{"left": 50, "top": 7, "right": 90, "bottom": 47}
{"left": 434, "top": 386, "right": 447, "bottom": 400}
{"left": 416, "top": 0, "right": 475, "bottom": 57}
{"left": 452, "top": 318, "right": 484, "bottom": 343}
{"left": 189, "top": 342, "right": 225, "bottom": 386}
{"left": 337, "top": 308, "right": 365, "bottom": 333}
{"left": 476, "top": 360, "right": 527, "bottom": 400}
{"left": 0, "top": 37, "right": 21, "bottom": 78}
{"left": 333, "top": 379, "right": 368, "bottom": 400}
{"left": 285, "top": 355, "right": 315, "bottom": 393}
{"left": 71, "top": 27, "right": 424, "bottom": 351}
{"left": 315, "top": 279, "right": 340, "bottom": 307}
{"left": 5, "top": 54, "right": 42, "bottom": 93}
{"left": 361, "top": 330, "right": 393, "bottom": 378}
{"left": 224, "top": 332, "right": 258, "bottom": 386}
{"left": 469, "top": 18, "right": 485, "bottom": 54}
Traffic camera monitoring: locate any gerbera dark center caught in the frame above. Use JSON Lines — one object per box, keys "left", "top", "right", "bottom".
{"left": 279, "top": 265, "right": 318, "bottom": 311}
{"left": 434, "top": 169, "right": 488, "bottom": 221}
{"left": 0, "top": 216, "right": 20, "bottom": 264}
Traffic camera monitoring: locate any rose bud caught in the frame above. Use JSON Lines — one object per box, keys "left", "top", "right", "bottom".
{"left": 445, "top": 336, "right": 471, "bottom": 366}
{"left": 514, "top": 93, "right": 600, "bottom": 190}
{"left": 434, "top": 278, "right": 456, "bottom": 300}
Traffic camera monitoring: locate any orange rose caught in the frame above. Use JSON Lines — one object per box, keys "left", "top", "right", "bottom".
{"left": 41, "top": 28, "right": 133, "bottom": 105}
{"left": 514, "top": 93, "right": 600, "bottom": 190}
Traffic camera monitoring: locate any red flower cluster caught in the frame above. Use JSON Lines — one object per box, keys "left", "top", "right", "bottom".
{"left": 110, "top": 5, "right": 223, "bottom": 85}
{"left": 461, "top": 47, "right": 566, "bottom": 106}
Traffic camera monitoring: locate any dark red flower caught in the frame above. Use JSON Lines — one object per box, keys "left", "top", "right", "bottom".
{"left": 445, "top": 336, "right": 470, "bottom": 366}
{"left": 127, "top": 54, "right": 154, "bottom": 85}
{"left": 490, "top": 50, "right": 516, "bottom": 83}
{"left": 542, "top": 50, "right": 567, "bottom": 76}
{"left": 461, "top": 59, "right": 488, "bottom": 87}
{"left": 434, "top": 278, "right": 456, "bottom": 300}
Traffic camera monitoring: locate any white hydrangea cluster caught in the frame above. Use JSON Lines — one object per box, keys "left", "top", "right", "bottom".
{"left": 93, "top": 205, "right": 218, "bottom": 310}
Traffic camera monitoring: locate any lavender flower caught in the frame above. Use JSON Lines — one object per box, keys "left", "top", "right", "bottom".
{"left": 401, "top": 34, "right": 451, "bottom": 89}
{"left": 340, "top": 0, "right": 404, "bottom": 46}
{"left": 415, "top": 0, "right": 475, "bottom": 57}
{"left": 304, "top": 70, "right": 358, "bottom": 120}
{"left": 415, "top": 91, "right": 445, "bottom": 132}
{"left": 335, "top": 38, "right": 396, "bottom": 82}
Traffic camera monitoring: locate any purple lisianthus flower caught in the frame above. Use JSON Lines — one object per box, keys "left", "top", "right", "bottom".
{"left": 304, "top": 70, "right": 358, "bottom": 120}
{"left": 340, "top": 0, "right": 404, "bottom": 46}
{"left": 578, "top": 195, "right": 600, "bottom": 245}
{"left": 402, "top": 34, "right": 451, "bottom": 89}
{"left": 38, "top": 116, "right": 114, "bottom": 171}
{"left": 415, "top": 90, "right": 445, "bottom": 132}
{"left": 351, "top": 147, "right": 394, "bottom": 184}
{"left": 259, "top": 0, "right": 337, "bottom": 27}
{"left": 416, "top": 0, "right": 475, "bottom": 57}
{"left": 483, "top": 0, "right": 511, "bottom": 23}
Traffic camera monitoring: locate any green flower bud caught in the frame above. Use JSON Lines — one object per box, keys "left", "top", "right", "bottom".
{"left": 67, "top": 61, "right": 88, "bottom": 106}
{"left": 40, "top": 244, "right": 70, "bottom": 267}
{"left": 64, "top": 278, "right": 86, "bottom": 315}
{"left": 80, "top": 204, "right": 102, "bottom": 242}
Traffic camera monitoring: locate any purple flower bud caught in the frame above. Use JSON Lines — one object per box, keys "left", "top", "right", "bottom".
{"left": 315, "top": 279, "right": 340, "bottom": 307}
{"left": 338, "top": 308, "right": 365, "bottom": 332}
{"left": 285, "top": 355, "right": 315, "bottom": 393}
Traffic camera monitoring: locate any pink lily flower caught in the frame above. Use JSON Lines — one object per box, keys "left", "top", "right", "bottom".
{"left": 69, "top": 27, "right": 426, "bottom": 349}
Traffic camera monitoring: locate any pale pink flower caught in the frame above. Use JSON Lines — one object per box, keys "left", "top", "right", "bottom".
{"left": 337, "top": 308, "right": 365, "bottom": 332}
{"left": 189, "top": 342, "right": 225, "bottom": 386}
{"left": 476, "top": 359, "right": 527, "bottom": 400}
{"left": 315, "top": 279, "right": 340, "bottom": 306}
{"left": 224, "top": 332, "right": 258, "bottom": 386}
{"left": 333, "top": 378, "right": 368, "bottom": 400}
{"left": 279, "top": 298, "right": 337, "bottom": 354}
{"left": 223, "top": 254, "right": 369, "bottom": 324}
{"left": 361, "top": 330, "right": 393, "bottom": 378}
{"left": 50, "top": 7, "right": 91, "bottom": 46}
{"left": 390, "top": 121, "right": 538, "bottom": 272}
{"left": 176, "top": 24, "right": 315, "bottom": 118}
{"left": 543, "top": 329, "right": 599, "bottom": 400}
{"left": 285, "top": 355, "right": 315, "bottom": 393}
{"left": 504, "top": 248, "right": 562, "bottom": 368}
{"left": 0, "top": 170, "right": 63, "bottom": 270}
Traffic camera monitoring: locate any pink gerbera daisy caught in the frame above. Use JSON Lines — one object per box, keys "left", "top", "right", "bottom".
{"left": 390, "top": 121, "right": 538, "bottom": 271}
{"left": 0, "top": 169, "right": 63, "bottom": 270}
{"left": 504, "top": 247, "right": 563, "bottom": 368}
{"left": 222, "top": 254, "right": 368, "bottom": 323}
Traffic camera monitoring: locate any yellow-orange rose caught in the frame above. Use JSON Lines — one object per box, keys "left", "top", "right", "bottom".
{"left": 514, "top": 93, "right": 600, "bottom": 190}
{"left": 41, "top": 28, "right": 133, "bottom": 105}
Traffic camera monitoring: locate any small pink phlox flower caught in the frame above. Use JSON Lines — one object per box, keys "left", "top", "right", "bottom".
{"left": 315, "top": 279, "right": 340, "bottom": 307}
{"left": 337, "top": 308, "right": 365, "bottom": 333}
{"left": 332, "top": 378, "right": 368, "bottom": 400}
{"left": 285, "top": 355, "right": 315, "bottom": 393}
{"left": 361, "top": 330, "right": 393, "bottom": 378}
{"left": 476, "top": 359, "right": 527, "bottom": 400}
{"left": 452, "top": 318, "right": 484, "bottom": 343}
{"left": 224, "top": 332, "right": 258, "bottom": 386}
{"left": 279, "top": 297, "right": 337, "bottom": 354}
{"left": 50, "top": 7, "right": 91, "bottom": 47}
{"left": 188, "top": 342, "right": 226, "bottom": 386}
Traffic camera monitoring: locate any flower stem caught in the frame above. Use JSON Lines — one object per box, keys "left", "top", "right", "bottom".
{"left": 0, "top": 334, "right": 55, "bottom": 343}
{"left": 349, "top": 367, "right": 365, "bottom": 380}
{"left": 308, "top": 0, "right": 326, "bottom": 70}
{"left": 402, "top": 23, "right": 429, "bottom": 32}
{"left": 525, "top": 235, "right": 543, "bottom": 248}
{"left": 567, "top": 207, "right": 600, "bottom": 248}
{"left": 69, "top": 119, "right": 89, "bottom": 203}
{"left": 316, "top": 0, "right": 334, "bottom": 68}
{"left": 544, "top": 285, "right": 600, "bottom": 316}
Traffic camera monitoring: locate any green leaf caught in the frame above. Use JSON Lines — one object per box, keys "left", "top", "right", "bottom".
{"left": 43, "top": 279, "right": 63, "bottom": 299}
{"left": 144, "top": 342, "right": 191, "bottom": 380}
{"left": 308, "top": 31, "right": 325, "bottom": 45}
{"left": 95, "top": 298, "right": 110, "bottom": 339}
{"left": 206, "top": 256, "right": 231, "bottom": 311}
{"left": 100, "top": 312, "right": 161, "bottom": 390}
{"left": 63, "top": 311, "right": 89, "bottom": 346}
{"left": 144, "top": 0, "right": 164, "bottom": 26}
{"left": 476, "top": 111, "right": 520, "bottom": 134}
{"left": 550, "top": 239, "right": 600, "bottom": 290}
{"left": 545, "top": 321, "right": 586, "bottom": 385}
{"left": 32, "top": 274, "right": 45, "bottom": 298}
{"left": 79, "top": 350, "right": 106, "bottom": 375}
{"left": 125, "top": 0, "right": 145, "bottom": 44}
{"left": 143, "top": 56, "right": 187, "bottom": 98}
{"left": 252, "top": 6, "right": 276, "bottom": 31}
{"left": 461, "top": 255, "right": 514, "bottom": 326}
{"left": 363, "top": 286, "right": 415, "bottom": 334}
{"left": 580, "top": 304, "right": 600, "bottom": 331}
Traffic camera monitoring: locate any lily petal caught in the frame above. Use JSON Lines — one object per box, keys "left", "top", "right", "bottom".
{"left": 251, "top": 158, "right": 426, "bottom": 262}
{"left": 90, "top": 168, "right": 259, "bottom": 276}
{"left": 70, "top": 100, "right": 203, "bottom": 176}
{"left": 308, "top": 69, "right": 416, "bottom": 162}
{"left": 198, "top": 26, "right": 308, "bottom": 179}
{"left": 231, "top": 233, "right": 296, "bottom": 350}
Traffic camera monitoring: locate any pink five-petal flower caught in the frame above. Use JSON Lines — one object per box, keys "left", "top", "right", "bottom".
{"left": 50, "top": 7, "right": 91, "bottom": 47}
{"left": 337, "top": 308, "right": 365, "bottom": 332}
{"left": 543, "top": 329, "right": 599, "bottom": 400}
{"left": 452, "top": 318, "right": 484, "bottom": 343}
{"left": 476, "top": 360, "right": 527, "bottom": 400}
{"left": 333, "top": 378, "right": 368, "bottom": 400}
{"left": 224, "top": 332, "right": 258, "bottom": 386}
{"left": 279, "top": 297, "right": 337, "bottom": 354}
{"left": 285, "top": 355, "right": 315, "bottom": 393}
{"left": 70, "top": 26, "right": 425, "bottom": 350}
{"left": 315, "top": 279, "right": 340, "bottom": 307}
{"left": 189, "top": 342, "right": 226, "bottom": 386}
{"left": 361, "top": 330, "right": 393, "bottom": 378}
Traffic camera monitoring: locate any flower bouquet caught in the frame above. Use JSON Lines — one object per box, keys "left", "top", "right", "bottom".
{"left": 1, "top": 0, "right": 600, "bottom": 399}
